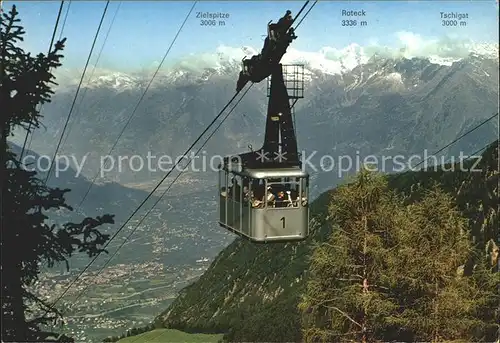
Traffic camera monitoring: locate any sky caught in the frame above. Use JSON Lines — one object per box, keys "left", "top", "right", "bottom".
{"left": 3, "top": 1, "right": 499, "bottom": 71}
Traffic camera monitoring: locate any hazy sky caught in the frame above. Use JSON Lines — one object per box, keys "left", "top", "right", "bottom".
{"left": 5, "top": 1, "right": 499, "bottom": 70}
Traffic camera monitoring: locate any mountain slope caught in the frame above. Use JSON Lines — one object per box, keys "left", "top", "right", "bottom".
{"left": 116, "top": 329, "right": 222, "bottom": 343}
{"left": 157, "top": 139, "right": 499, "bottom": 342}
{"left": 8, "top": 142, "right": 151, "bottom": 222}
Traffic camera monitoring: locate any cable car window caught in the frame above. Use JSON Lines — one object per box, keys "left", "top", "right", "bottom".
{"left": 249, "top": 179, "right": 266, "bottom": 208}
{"left": 219, "top": 169, "right": 228, "bottom": 197}
{"left": 300, "top": 177, "right": 309, "bottom": 207}
{"left": 266, "top": 180, "right": 300, "bottom": 208}
{"left": 230, "top": 175, "right": 242, "bottom": 201}
{"left": 227, "top": 175, "right": 234, "bottom": 199}
{"left": 241, "top": 176, "right": 251, "bottom": 205}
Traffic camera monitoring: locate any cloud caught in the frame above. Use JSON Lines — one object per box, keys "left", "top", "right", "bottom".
{"left": 53, "top": 32, "right": 498, "bottom": 85}
{"left": 391, "top": 31, "right": 476, "bottom": 59}
{"left": 165, "top": 32, "right": 497, "bottom": 75}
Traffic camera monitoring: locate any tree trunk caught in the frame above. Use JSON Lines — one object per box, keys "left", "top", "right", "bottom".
{"left": 2, "top": 262, "right": 28, "bottom": 341}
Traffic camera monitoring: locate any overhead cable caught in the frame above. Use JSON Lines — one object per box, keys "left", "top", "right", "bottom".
{"left": 60, "top": 1, "right": 122, "bottom": 150}
{"left": 44, "top": 1, "right": 111, "bottom": 184}
{"left": 49, "top": 87, "right": 243, "bottom": 309}
{"left": 69, "top": 85, "right": 254, "bottom": 308}
{"left": 75, "top": 1, "right": 198, "bottom": 210}
{"left": 19, "top": 0, "right": 66, "bottom": 160}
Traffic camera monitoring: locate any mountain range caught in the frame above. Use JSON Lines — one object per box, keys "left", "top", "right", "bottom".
{"left": 13, "top": 43, "right": 498, "bottom": 195}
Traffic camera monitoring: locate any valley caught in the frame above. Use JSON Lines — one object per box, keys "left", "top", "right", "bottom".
{"left": 32, "top": 187, "right": 234, "bottom": 342}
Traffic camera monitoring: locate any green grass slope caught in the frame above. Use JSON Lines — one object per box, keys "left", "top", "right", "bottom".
{"left": 156, "top": 140, "right": 498, "bottom": 342}
{"left": 117, "top": 329, "right": 222, "bottom": 343}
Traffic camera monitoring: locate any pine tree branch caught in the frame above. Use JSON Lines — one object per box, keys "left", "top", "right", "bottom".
{"left": 323, "top": 305, "right": 363, "bottom": 328}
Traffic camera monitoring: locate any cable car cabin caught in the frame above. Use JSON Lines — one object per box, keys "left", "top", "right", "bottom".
{"left": 221, "top": 63, "right": 309, "bottom": 243}
{"left": 221, "top": 9, "right": 308, "bottom": 242}
{"left": 218, "top": 165, "right": 309, "bottom": 243}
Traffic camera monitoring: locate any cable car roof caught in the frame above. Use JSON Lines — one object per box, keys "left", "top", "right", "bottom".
{"left": 224, "top": 166, "right": 308, "bottom": 178}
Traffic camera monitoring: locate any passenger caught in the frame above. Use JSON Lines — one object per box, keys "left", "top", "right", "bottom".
{"left": 252, "top": 198, "right": 263, "bottom": 208}
{"left": 249, "top": 189, "right": 255, "bottom": 204}
{"left": 301, "top": 191, "right": 308, "bottom": 206}
{"left": 251, "top": 183, "right": 264, "bottom": 208}
{"left": 294, "top": 192, "right": 306, "bottom": 206}
{"left": 275, "top": 190, "right": 287, "bottom": 207}
{"left": 266, "top": 186, "right": 276, "bottom": 207}
{"left": 285, "top": 190, "right": 294, "bottom": 207}
{"left": 242, "top": 186, "right": 250, "bottom": 203}
{"left": 233, "top": 179, "right": 241, "bottom": 200}
{"left": 289, "top": 189, "right": 298, "bottom": 207}
{"left": 276, "top": 191, "right": 285, "bottom": 207}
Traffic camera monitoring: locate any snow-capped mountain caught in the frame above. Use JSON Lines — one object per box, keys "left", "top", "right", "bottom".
{"left": 53, "top": 41, "right": 498, "bottom": 93}
{"left": 12, "top": 37, "right": 497, "bottom": 195}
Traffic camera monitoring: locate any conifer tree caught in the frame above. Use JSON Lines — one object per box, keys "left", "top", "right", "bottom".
{"left": 468, "top": 249, "right": 500, "bottom": 341}
{"left": 1, "top": 5, "right": 114, "bottom": 341}
{"left": 299, "top": 168, "right": 401, "bottom": 342}
{"left": 299, "top": 171, "right": 498, "bottom": 342}
{"left": 386, "top": 186, "right": 497, "bottom": 342}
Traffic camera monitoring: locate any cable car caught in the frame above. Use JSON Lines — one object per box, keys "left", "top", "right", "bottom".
{"left": 219, "top": 9, "right": 310, "bottom": 243}
{"left": 219, "top": 60, "right": 309, "bottom": 242}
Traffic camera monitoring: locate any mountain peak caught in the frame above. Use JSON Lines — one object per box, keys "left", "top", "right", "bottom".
{"left": 52, "top": 41, "right": 498, "bottom": 92}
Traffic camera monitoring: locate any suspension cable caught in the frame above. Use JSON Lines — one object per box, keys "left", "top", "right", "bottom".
{"left": 74, "top": 1, "right": 197, "bottom": 211}
{"left": 292, "top": 0, "right": 309, "bottom": 23}
{"left": 47, "top": 87, "right": 244, "bottom": 310}
{"left": 57, "top": 1, "right": 71, "bottom": 41}
{"left": 53, "top": 0, "right": 498, "bottom": 327}
{"left": 44, "top": 1, "right": 111, "bottom": 184}
{"left": 60, "top": 1, "right": 122, "bottom": 150}
{"left": 69, "top": 85, "right": 254, "bottom": 308}
{"left": 19, "top": 0, "right": 65, "bottom": 160}
{"left": 25, "top": 0, "right": 71, "bottom": 156}
{"left": 294, "top": 0, "right": 317, "bottom": 30}
{"left": 408, "top": 112, "right": 498, "bottom": 171}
